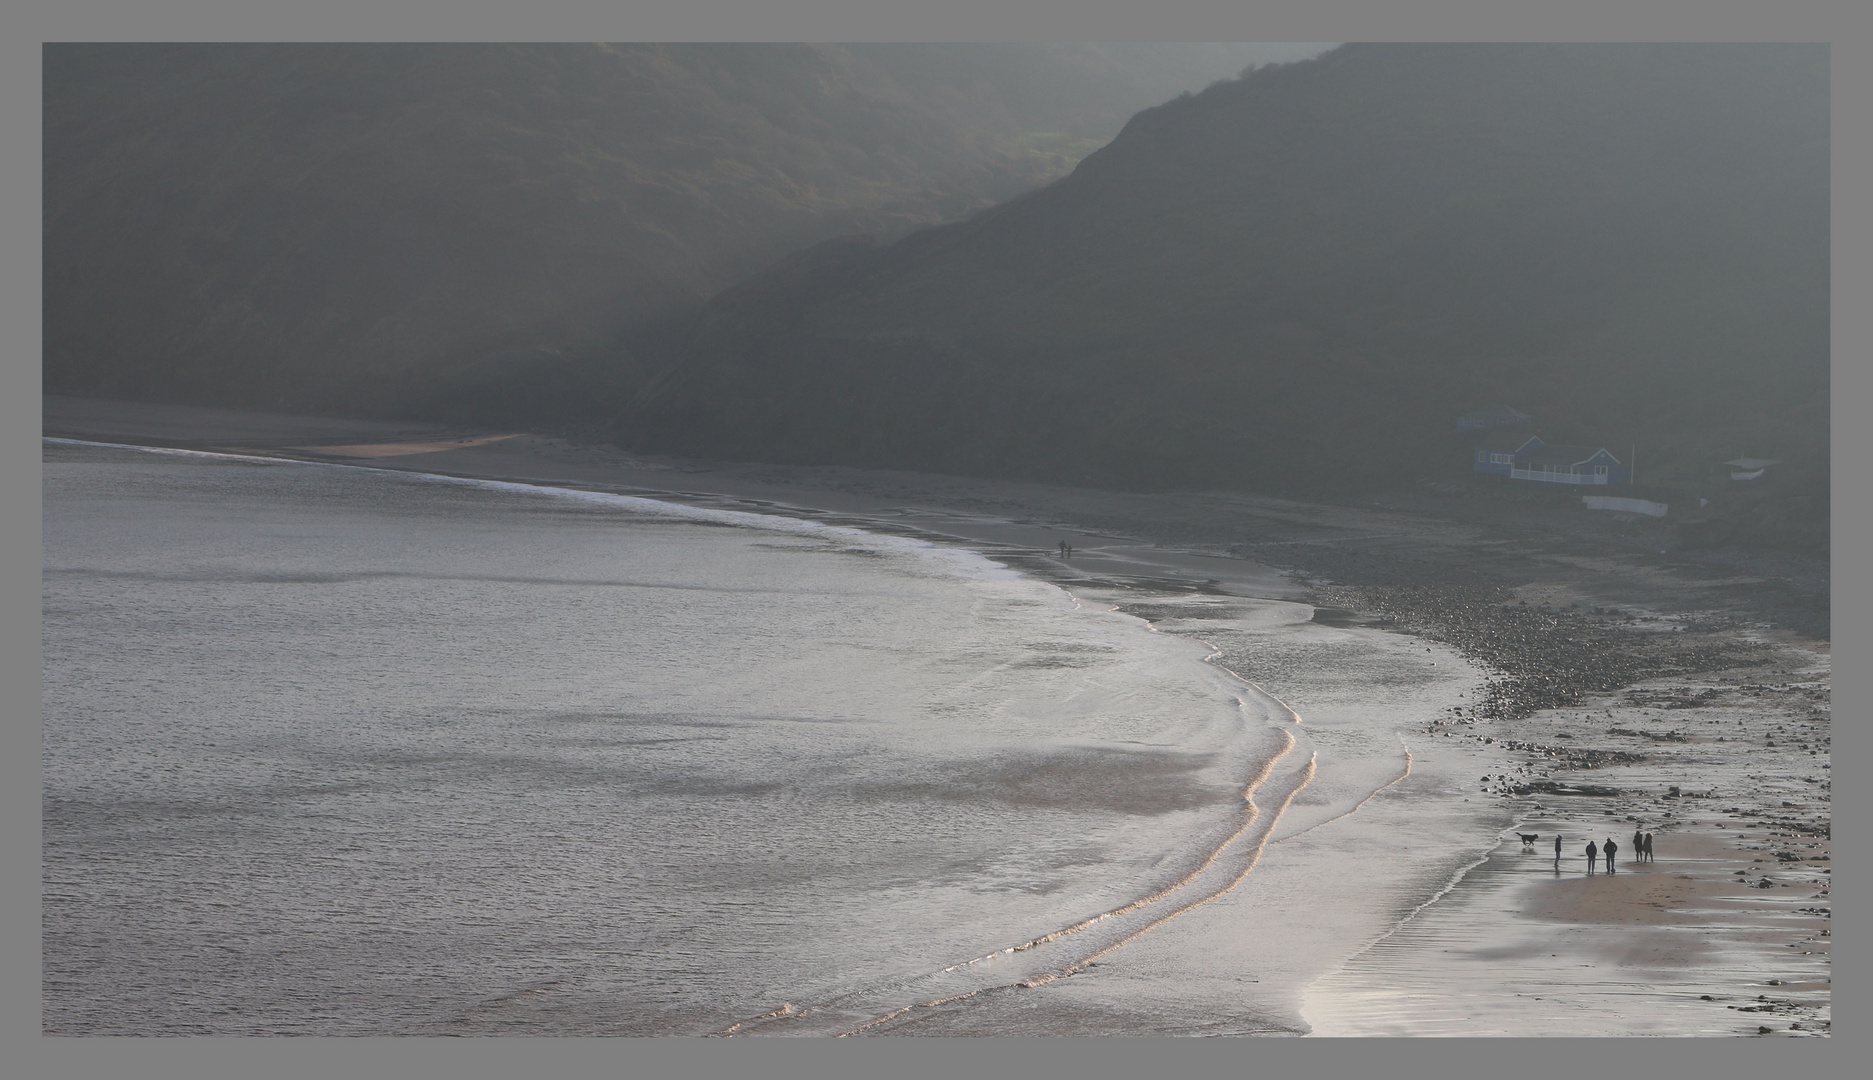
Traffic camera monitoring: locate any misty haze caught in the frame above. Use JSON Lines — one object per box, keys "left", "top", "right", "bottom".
{"left": 43, "top": 42, "right": 1829, "bottom": 1038}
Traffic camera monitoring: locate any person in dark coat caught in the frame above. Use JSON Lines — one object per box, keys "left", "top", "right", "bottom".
{"left": 1554, "top": 835, "right": 1563, "bottom": 860}
{"left": 1604, "top": 837, "right": 1618, "bottom": 872}
{"left": 1634, "top": 828, "right": 1644, "bottom": 854}
{"left": 1643, "top": 832, "right": 1655, "bottom": 862}
{"left": 1585, "top": 840, "right": 1598, "bottom": 874}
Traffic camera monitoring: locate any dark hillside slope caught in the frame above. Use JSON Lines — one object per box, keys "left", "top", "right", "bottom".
{"left": 627, "top": 44, "right": 1827, "bottom": 496}
{"left": 45, "top": 43, "right": 1310, "bottom": 416}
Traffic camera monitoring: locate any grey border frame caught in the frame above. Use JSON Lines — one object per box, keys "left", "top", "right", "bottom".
{"left": 12, "top": 2, "right": 1857, "bottom": 1078}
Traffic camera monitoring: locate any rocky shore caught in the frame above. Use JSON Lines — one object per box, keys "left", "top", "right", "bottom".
{"left": 1267, "top": 522, "right": 1829, "bottom": 1035}
{"left": 1281, "top": 549, "right": 1780, "bottom": 722}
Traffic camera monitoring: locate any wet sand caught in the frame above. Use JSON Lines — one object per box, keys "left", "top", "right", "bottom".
{"left": 42, "top": 395, "right": 1830, "bottom": 1036}
{"left": 1305, "top": 652, "right": 1831, "bottom": 1037}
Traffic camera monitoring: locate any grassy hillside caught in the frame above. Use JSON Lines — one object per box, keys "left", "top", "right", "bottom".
{"left": 626, "top": 44, "right": 1827, "bottom": 511}
{"left": 45, "top": 42, "right": 1314, "bottom": 415}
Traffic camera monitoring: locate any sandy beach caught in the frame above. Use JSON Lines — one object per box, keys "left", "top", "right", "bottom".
{"left": 42, "top": 395, "right": 1830, "bottom": 1036}
{"left": 1304, "top": 653, "right": 1831, "bottom": 1037}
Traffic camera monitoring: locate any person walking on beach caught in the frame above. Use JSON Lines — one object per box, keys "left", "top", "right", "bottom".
{"left": 1634, "top": 828, "right": 1644, "bottom": 855}
{"left": 1554, "top": 835, "right": 1563, "bottom": 861}
{"left": 1643, "top": 832, "right": 1655, "bottom": 862}
{"left": 1604, "top": 837, "right": 1618, "bottom": 873}
{"left": 1585, "top": 840, "right": 1598, "bottom": 874}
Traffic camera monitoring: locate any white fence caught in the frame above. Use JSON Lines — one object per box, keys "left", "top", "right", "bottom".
{"left": 1511, "top": 467, "right": 1610, "bottom": 485}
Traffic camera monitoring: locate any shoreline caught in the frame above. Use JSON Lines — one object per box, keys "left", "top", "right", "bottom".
{"left": 50, "top": 434, "right": 1478, "bottom": 1037}
{"left": 41, "top": 396, "right": 1830, "bottom": 1035}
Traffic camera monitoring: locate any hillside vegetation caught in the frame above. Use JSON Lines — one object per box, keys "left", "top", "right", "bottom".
{"left": 625, "top": 44, "right": 1827, "bottom": 509}
{"left": 45, "top": 42, "right": 1315, "bottom": 414}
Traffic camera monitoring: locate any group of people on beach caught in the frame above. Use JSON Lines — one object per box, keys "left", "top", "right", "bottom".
{"left": 1551, "top": 829, "right": 1654, "bottom": 873}
{"left": 1056, "top": 540, "right": 1073, "bottom": 559}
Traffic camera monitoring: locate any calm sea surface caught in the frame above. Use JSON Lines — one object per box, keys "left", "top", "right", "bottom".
{"left": 43, "top": 441, "right": 1283, "bottom": 1034}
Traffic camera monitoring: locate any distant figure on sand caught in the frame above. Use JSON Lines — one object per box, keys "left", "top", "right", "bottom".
{"left": 1058, "top": 541, "right": 1067, "bottom": 559}
{"left": 1604, "top": 837, "right": 1618, "bottom": 872}
{"left": 1634, "top": 828, "right": 1644, "bottom": 854}
{"left": 1585, "top": 840, "right": 1598, "bottom": 873}
{"left": 1643, "top": 832, "right": 1655, "bottom": 862}
{"left": 1554, "top": 835, "right": 1563, "bottom": 860}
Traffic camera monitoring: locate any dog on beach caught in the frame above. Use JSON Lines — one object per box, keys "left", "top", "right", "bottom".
{"left": 1519, "top": 834, "right": 1540, "bottom": 845}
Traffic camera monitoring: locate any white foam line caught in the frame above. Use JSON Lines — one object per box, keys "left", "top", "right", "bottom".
{"left": 712, "top": 604, "right": 1325, "bottom": 1036}
{"left": 1272, "top": 732, "right": 1415, "bottom": 844}
{"left": 45, "top": 436, "right": 1009, "bottom": 580}
{"left": 1185, "top": 639, "right": 1304, "bottom": 725}
{"left": 836, "top": 749, "right": 1320, "bottom": 1037}
{"left": 1055, "top": 751, "right": 1318, "bottom": 965}
{"left": 46, "top": 436, "right": 320, "bottom": 467}
{"left": 1298, "top": 839, "right": 1500, "bottom": 1032}
{"left": 713, "top": 733, "right": 1309, "bottom": 1038}
{"left": 1001, "top": 728, "right": 1301, "bottom": 955}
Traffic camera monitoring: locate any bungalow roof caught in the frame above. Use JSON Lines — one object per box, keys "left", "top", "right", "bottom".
{"left": 1474, "top": 431, "right": 1540, "bottom": 452}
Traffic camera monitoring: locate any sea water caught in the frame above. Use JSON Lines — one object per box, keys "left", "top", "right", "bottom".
{"left": 43, "top": 440, "right": 1303, "bottom": 1035}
